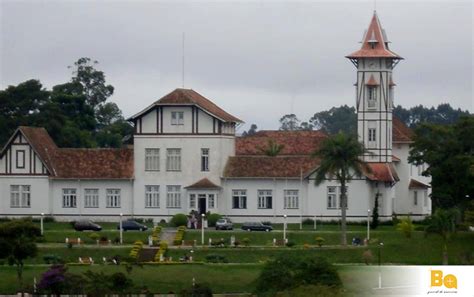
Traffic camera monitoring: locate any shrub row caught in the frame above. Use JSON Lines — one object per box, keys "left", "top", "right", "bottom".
{"left": 173, "top": 226, "right": 186, "bottom": 245}
{"left": 129, "top": 240, "right": 143, "bottom": 259}
{"left": 154, "top": 241, "right": 169, "bottom": 262}
{"left": 151, "top": 226, "right": 162, "bottom": 245}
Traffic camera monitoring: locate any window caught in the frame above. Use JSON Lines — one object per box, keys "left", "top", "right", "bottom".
{"left": 166, "top": 149, "right": 181, "bottom": 171}
{"left": 62, "top": 188, "right": 77, "bottom": 208}
{"left": 327, "top": 186, "right": 337, "bottom": 209}
{"left": 10, "top": 185, "right": 30, "bottom": 208}
{"left": 167, "top": 185, "right": 181, "bottom": 208}
{"left": 368, "top": 86, "right": 377, "bottom": 108}
{"left": 327, "top": 186, "right": 348, "bottom": 209}
{"left": 201, "top": 148, "right": 209, "bottom": 172}
{"left": 106, "top": 189, "right": 121, "bottom": 208}
{"left": 84, "top": 188, "right": 99, "bottom": 208}
{"left": 16, "top": 150, "right": 25, "bottom": 169}
{"left": 232, "top": 190, "right": 247, "bottom": 209}
{"left": 145, "top": 185, "right": 160, "bottom": 208}
{"left": 145, "top": 148, "right": 160, "bottom": 171}
{"left": 171, "top": 111, "right": 184, "bottom": 125}
{"left": 208, "top": 194, "right": 216, "bottom": 209}
{"left": 189, "top": 194, "right": 196, "bottom": 209}
{"left": 368, "top": 128, "right": 376, "bottom": 142}
{"left": 413, "top": 191, "right": 418, "bottom": 206}
{"left": 258, "top": 190, "right": 272, "bottom": 209}
{"left": 423, "top": 190, "right": 428, "bottom": 207}
{"left": 284, "top": 190, "right": 299, "bottom": 209}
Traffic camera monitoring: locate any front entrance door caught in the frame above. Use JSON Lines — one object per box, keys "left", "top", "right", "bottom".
{"left": 198, "top": 194, "right": 207, "bottom": 215}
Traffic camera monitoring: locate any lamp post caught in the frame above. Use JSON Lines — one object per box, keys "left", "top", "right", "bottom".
{"left": 283, "top": 215, "right": 287, "bottom": 243}
{"left": 119, "top": 213, "right": 123, "bottom": 245}
{"left": 367, "top": 209, "right": 371, "bottom": 240}
{"left": 201, "top": 213, "right": 205, "bottom": 245}
{"left": 378, "top": 242, "right": 384, "bottom": 289}
{"left": 40, "top": 213, "right": 44, "bottom": 236}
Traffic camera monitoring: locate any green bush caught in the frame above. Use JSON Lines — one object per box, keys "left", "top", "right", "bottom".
{"left": 205, "top": 254, "right": 228, "bottom": 263}
{"left": 302, "top": 218, "right": 315, "bottom": 225}
{"left": 88, "top": 232, "right": 100, "bottom": 242}
{"left": 170, "top": 214, "right": 188, "bottom": 227}
{"left": 397, "top": 217, "right": 415, "bottom": 238}
{"left": 207, "top": 213, "right": 222, "bottom": 227}
{"left": 315, "top": 237, "right": 325, "bottom": 247}
{"left": 242, "top": 238, "right": 251, "bottom": 247}
{"left": 286, "top": 241, "right": 296, "bottom": 248}
{"left": 254, "top": 255, "right": 342, "bottom": 295}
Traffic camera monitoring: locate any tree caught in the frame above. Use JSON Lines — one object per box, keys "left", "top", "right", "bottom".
{"left": 371, "top": 192, "right": 380, "bottom": 229}
{"left": 0, "top": 220, "right": 41, "bottom": 290}
{"left": 70, "top": 57, "right": 114, "bottom": 109}
{"left": 254, "top": 255, "right": 342, "bottom": 296}
{"left": 0, "top": 79, "right": 50, "bottom": 145}
{"left": 312, "top": 132, "right": 369, "bottom": 245}
{"left": 279, "top": 114, "right": 301, "bottom": 131}
{"left": 259, "top": 139, "right": 285, "bottom": 156}
{"left": 242, "top": 124, "right": 258, "bottom": 136}
{"left": 309, "top": 105, "right": 356, "bottom": 135}
{"left": 393, "top": 103, "right": 470, "bottom": 128}
{"left": 425, "top": 208, "right": 459, "bottom": 265}
{"left": 409, "top": 116, "right": 474, "bottom": 212}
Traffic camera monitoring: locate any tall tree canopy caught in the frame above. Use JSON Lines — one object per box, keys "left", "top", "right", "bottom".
{"left": 0, "top": 57, "right": 132, "bottom": 148}
{"left": 312, "top": 132, "right": 369, "bottom": 245}
{"left": 409, "top": 116, "right": 474, "bottom": 212}
{"left": 279, "top": 114, "right": 301, "bottom": 131}
{"left": 309, "top": 105, "right": 356, "bottom": 135}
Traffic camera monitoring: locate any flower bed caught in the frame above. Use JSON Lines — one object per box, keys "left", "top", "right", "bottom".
{"left": 173, "top": 226, "right": 186, "bottom": 245}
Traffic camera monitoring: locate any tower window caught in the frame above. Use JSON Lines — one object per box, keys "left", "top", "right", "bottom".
{"left": 367, "top": 87, "right": 377, "bottom": 108}
{"left": 171, "top": 111, "right": 184, "bottom": 125}
{"left": 368, "top": 128, "right": 376, "bottom": 142}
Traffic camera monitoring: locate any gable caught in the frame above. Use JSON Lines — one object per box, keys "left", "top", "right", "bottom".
{"left": 0, "top": 129, "right": 51, "bottom": 176}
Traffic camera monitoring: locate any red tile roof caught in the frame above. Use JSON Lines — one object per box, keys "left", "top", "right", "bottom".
{"left": 52, "top": 148, "right": 134, "bottom": 179}
{"left": 409, "top": 179, "right": 430, "bottom": 189}
{"left": 393, "top": 117, "right": 414, "bottom": 143}
{"left": 366, "top": 75, "right": 379, "bottom": 86}
{"left": 185, "top": 178, "right": 221, "bottom": 189}
{"left": 346, "top": 12, "right": 402, "bottom": 60}
{"left": 364, "top": 163, "right": 399, "bottom": 183}
{"left": 236, "top": 130, "right": 327, "bottom": 156}
{"left": 129, "top": 88, "right": 242, "bottom": 123}
{"left": 223, "top": 156, "right": 320, "bottom": 178}
{"left": 19, "top": 126, "right": 58, "bottom": 175}
{"left": 1, "top": 126, "right": 134, "bottom": 179}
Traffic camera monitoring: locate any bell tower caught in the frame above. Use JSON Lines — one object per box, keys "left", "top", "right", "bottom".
{"left": 346, "top": 11, "right": 403, "bottom": 163}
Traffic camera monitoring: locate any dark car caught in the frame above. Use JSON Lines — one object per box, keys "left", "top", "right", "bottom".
{"left": 73, "top": 220, "right": 102, "bottom": 231}
{"left": 215, "top": 218, "right": 233, "bottom": 230}
{"left": 241, "top": 222, "right": 272, "bottom": 232}
{"left": 118, "top": 220, "right": 148, "bottom": 231}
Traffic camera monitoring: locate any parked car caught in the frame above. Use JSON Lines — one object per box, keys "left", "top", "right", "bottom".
{"left": 117, "top": 220, "right": 148, "bottom": 231}
{"left": 73, "top": 220, "right": 102, "bottom": 231}
{"left": 241, "top": 222, "right": 272, "bottom": 232}
{"left": 215, "top": 218, "right": 233, "bottom": 230}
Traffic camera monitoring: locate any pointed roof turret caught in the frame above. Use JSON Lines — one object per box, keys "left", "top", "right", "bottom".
{"left": 346, "top": 11, "right": 403, "bottom": 60}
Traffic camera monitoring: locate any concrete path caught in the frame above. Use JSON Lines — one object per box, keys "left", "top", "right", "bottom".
{"left": 160, "top": 227, "right": 177, "bottom": 245}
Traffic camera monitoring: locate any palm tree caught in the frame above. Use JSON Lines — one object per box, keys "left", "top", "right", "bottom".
{"left": 259, "top": 139, "right": 285, "bottom": 157}
{"left": 425, "top": 208, "right": 459, "bottom": 265}
{"left": 312, "top": 132, "right": 369, "bottom": 246}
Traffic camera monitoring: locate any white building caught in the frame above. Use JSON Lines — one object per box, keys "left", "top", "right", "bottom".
{"left": 0, "top": 12, "right": 431, "bottom": 222}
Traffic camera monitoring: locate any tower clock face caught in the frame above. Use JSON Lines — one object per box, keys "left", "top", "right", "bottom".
{"left": 368, "top": 60, "right": 376, "bottom": 69}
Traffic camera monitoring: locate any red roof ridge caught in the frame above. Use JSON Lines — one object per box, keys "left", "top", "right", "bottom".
{"left": 346, "top": 11, "right": 403, "bottom": 60}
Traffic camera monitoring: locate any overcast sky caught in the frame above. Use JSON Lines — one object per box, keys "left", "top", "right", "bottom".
{"left": 1, "top": 0, "right": 472, "bottom": 131}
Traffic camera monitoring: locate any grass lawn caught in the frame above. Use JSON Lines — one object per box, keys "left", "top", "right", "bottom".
{"left": 0, "top": 264, "right": 431, "bottom": 295}
{"left": 0, "top": 264, "right": 262, "bottom": 294}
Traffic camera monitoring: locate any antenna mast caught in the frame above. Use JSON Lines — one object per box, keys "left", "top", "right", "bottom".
{"left": 182, "top": 32, "right": 185, "bottom": 88}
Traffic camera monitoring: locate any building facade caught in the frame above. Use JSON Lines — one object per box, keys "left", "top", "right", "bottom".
{"left": 0, "top": 12, "right": 431, "bottom": 222}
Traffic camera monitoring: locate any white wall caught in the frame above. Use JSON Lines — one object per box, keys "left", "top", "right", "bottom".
{"left": 50, "top": 179, "right": 133, "bottom": 218}
{"left": 133, "top": 135, "right": 235, "bottom": 217}
{"left": 0, "top": 176, "right": 50, "bottom": 215}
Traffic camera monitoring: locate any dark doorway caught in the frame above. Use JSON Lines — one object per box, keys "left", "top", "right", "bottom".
{"left": 198, "top": 194, "right": 206, "bottom": 215}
